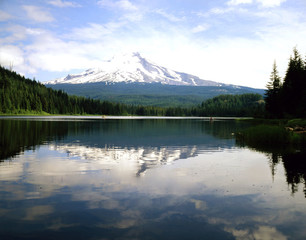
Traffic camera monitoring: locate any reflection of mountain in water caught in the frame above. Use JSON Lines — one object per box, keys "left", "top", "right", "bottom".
{"left": 50, "top": 119, "right": 242, "bottom": 176}
{"left": 50, "top": 144, "right": 198, "bottom": 176}
{"left": 0, "top": 118, "right": 241, "bottom": 176}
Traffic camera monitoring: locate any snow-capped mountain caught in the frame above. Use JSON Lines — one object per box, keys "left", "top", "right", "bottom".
{"left": 46, "top": 52, "right": 224, "bottom": 87}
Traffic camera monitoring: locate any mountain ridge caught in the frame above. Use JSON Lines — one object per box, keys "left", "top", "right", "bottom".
{"left": 46, "top": 52, "right": 228, "bottom": 87}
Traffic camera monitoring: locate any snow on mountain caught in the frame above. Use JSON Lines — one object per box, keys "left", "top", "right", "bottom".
{"left": 46, "top": 52, "right": 224, "bottom": 87}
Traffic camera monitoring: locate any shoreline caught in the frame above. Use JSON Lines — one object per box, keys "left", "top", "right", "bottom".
{"left": 0, "top": 115, "right": 253, "bottom": 120}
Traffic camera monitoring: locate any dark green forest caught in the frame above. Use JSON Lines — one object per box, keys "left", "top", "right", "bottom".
{"left": 199, "top": 94, "right": 264, "bottom": 117}
{"left": 46, "top": 82, "right": 264, "bottom": 107}
{"left": 265, "top": 47, "right": 306, "bottom": 118}
{"left": 0, "top": 65, "right": 264, "bottom": 116}
{"left": 0, "top": 65, "right": 161, "bottom": 116}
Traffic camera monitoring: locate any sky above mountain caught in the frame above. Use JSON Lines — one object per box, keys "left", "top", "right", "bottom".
{"left": 0, "top": 0, "right": 305, "bottom": 88}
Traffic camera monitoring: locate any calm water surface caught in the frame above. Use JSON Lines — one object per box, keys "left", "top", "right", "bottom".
{"left": 0, "top": 118, "right": 305, "bottom": 240}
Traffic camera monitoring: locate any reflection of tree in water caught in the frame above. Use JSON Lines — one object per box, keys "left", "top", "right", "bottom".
{"left": 260, "top": 151, "right": 306, "bottom": 198}
{"left": 202, "top": 120, "right": 250, "bottom": 139}
{"left": 282, "top": 152, "right": 306, "bottom": 197}
{"left": 236, "top": 126, "right": 306, "bottom": 197}
{"left": 0, "top": 119, "right": 69, "bottom": 161}
{"left": 267, "top": 152, "right": 281, "bottom": 181}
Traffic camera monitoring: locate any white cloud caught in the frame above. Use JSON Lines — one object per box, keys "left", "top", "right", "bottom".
{"left": 48, "top": 0, "right": 81, "bottom": 8}
{"left": 0, "top": 25, "right": 26, "bottom": 44}
{"left": 1, "top": 0, "right": 304, "bottom": 88}
{"left": 0, "top": 44, "right": 36, "bottom": 75}
{"left": 69, "top": 23, "right": 113, "bottom": 40}
{"left": 227, "top": 0, "right": 253, "bottom": 6}
{"left": 28, "top": 51, "right": 101, "bottom": 72}
{"left": 155, "top": 9, "right": 185, "bottom": 22}
{"left": 25, "top": 28, "right": 45, "bottom": 36}
{"left": 5, "top": 16, "right": 303, "bottom": 88}
{"left": 67, "top": 22, "right": 125, "bottom": 41}
{"left": 0, "top": 45, "right": 24, "bottom": 67}
{"left": 191, "top": 24, "right": 210, "bottom": 33}
{"left": 122, "top": 11, "right": 144, "bottom": 22}
{"left": 202, "top": 7, "right": 238, "bottom": 16}
{"left": 256, "top": 0, "right": 287, "bottom": 8}
{"left": 97, "top": 0, "right": 138, "bottom": 11}
{"left": 23, "top": 5, "right": 54, "bottom": 22}
{"left": 0, "top": 10, "right": 13, "bottom": 22}
{"left": 23, "top": 32, "right": 105, "bottom": 72}
{"left": 227, "top": 0, "right": 287, "bottom": 7}
{"left": 0, "top": 24, "right": 47, "bottom": 45}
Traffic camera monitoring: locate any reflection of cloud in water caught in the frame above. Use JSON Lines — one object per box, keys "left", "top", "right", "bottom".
{"left": 190, "top": 199, "right": 207, "bottom": 211}
{"left": 24, "top": 205, "right": 53, "bottom": 221}
{"left": 47, "top": 220, "right": 76, "bottom": 231}
{"left": 224, "top": 225, "right": 287, "bottom": 240}
{"left": 0, "top": 160, "right": 24, "bottom": 181}
{"left": 50, "top": 143, "right": 198, "bottom": 176}
{"left": 0, "top": 145, "right": 305, "bottom": 239}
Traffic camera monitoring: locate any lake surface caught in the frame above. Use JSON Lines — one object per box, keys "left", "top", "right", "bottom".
{"left": 0, "top": 117, "right": 305, "bottom": 240}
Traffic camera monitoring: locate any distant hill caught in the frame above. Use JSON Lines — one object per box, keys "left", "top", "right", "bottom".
{"left": 46, "top": 82, "right": 265, "bottom": 107}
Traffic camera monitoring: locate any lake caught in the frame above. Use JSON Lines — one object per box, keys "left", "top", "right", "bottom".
{"left": 0, "top": 117, "right": 305, "bottom": 240}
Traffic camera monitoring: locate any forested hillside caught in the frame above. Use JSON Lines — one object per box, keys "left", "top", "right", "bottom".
{"left": 0, "top": 66, "right": 139, "bottom": 115}
{"left": 46, "top": 82, "right": 264, "bottom": 107}
{"left": 199, "top": 94, "right": 264, "bottom": 117}
{"left": 0, "top": 66, "right": 264, "bottom": 117}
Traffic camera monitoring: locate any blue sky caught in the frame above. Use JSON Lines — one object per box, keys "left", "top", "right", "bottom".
{"left": 0, "top": 0, "right": 306, "bottom": 88}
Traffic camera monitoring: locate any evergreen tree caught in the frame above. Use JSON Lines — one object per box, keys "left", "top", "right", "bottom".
{"left": 264, "top": 47, "right": 306, "bottom": 118}
{"left": 266, "top": 61, "right": 282, "bottom": 90}
{"left": 265, "top": 61, "right": 282, "bottom": 117}
{"left": 282, "top": 47, "right": 306, "bottom": 117}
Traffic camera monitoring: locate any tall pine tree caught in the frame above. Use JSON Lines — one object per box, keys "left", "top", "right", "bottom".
{"left": 282, "top": 47, "right": 306, "bottom": 117}
{"left": 265, "top": 47, "right": 306, "bottom": 118}
{"left": 265, "top": 61, "right": 282, "bottom": 117}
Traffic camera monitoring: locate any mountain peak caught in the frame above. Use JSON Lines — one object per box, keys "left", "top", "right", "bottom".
{"left": 45, "top": 52, "right": 224, "bottom": 87}
{"left": 109, "top": 51, "right": 141, "bottom": 60}
{"left": 107, "top": 51, "right": 145, "bottom": 67}
{"left": 131, "top": 52, "right": 141, "bottom": 57}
